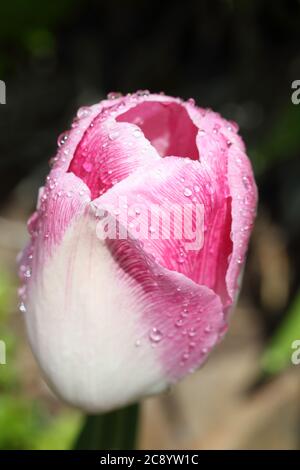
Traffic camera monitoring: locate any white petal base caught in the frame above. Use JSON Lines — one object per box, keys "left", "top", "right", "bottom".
{"left": 25, "top": 211, "right": 167, "bottom": 412}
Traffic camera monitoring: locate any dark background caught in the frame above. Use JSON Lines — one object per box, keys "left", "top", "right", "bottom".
{"left": 0, "top": 0, "right": 300, "bottom": 449}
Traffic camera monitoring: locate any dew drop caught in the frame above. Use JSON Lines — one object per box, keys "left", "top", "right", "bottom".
{"left": 213, "top": 124, "right": 220, "bottom": 134}
{"left": 109, "top": 130, "right": 120, "bottom": 140}
{"left": 183, "top": 187, "right": 192, "bottom": 197}
{"left": 24, "top": 268, "right": 32, "bottom": 279}
{"left": 188, "top": 327, "right": 197, "bottom": 337}
{"left": 57, "top": 132, "right": 69, "bottom": 147}
{"left": 136, "top": 89, "right": 150, "bottom": 96}
{"left": 107, "top": 91, "right": 123, "bottom": 100}
{"left": 181, "top": 308, "right": 189, "bottom": 317}
{"left": 77, "top": 106, "right": 90, "bottom": 119}
{"left": 83, "top": 162, "right": 93, "bottom": 172}
{"left": 133, "top": 128, "right": 142, "bottom": 138}
{"left": 19, "top": 302, "right": 26, "bottom": 313}
{"left": 242, "top": 175, "right": 250, "bottom": 190}
{"left": 181, "top": 352, "right": 190, "bottom": 361}
{"left": 149, "top": 327, "right": 163, "bottom": 343}
{"left": 177, "top": 254, "right": 185, "bottom": 264}
{"left": 175, "top": 318, "right": 184, "bottom": 327}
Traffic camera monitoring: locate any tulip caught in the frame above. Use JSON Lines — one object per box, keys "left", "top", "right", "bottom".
{"left": 18, "top": 91, "right": 257, "bottom": 412}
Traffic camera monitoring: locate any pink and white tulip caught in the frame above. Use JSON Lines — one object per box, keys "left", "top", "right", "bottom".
{"left": 18, "top": 91, "right": 257, "bottom": 412}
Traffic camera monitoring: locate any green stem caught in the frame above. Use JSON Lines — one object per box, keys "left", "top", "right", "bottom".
{"left": 74, "top": 403, "right": 139, "bottom": 450}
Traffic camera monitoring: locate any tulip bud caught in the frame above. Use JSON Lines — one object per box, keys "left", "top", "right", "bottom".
{"left": 18, "top": 92, "right": 257, "bottom": 412}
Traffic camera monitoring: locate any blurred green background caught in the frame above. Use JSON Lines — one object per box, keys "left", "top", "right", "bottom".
{"left": 0, "top": 0, "right": 300, "bottom": 449}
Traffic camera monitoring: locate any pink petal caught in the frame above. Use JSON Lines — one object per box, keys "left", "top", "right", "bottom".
{"left": 105, "top": 234, "right": 226, "bottom": 382}
{"left": 117, "top": 100, "right": 199, "bottom": 160}
{"left": 24, "top": 203, "right": 225, "bottom": 412}
{"left": 19, "top": 171, "right": 91, "bottom": 298}
{"left": 68, "top": 109, "right": 159, "bottom": 199}
{"left": 182, "top": 102, "right": 258, "bottom": 308}
{"left": 95, "top": 156, "right": 232, "bottom": 306}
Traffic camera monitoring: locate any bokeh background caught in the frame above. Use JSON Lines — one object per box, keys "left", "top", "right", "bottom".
{"left": 1, "top": 0, "right": 300, "bottom": 449}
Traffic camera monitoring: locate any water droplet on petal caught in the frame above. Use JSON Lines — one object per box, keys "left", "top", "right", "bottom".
{"left": 177, "top": 254, "right": 185, "bottom": 264}
{"left": 109, "top": 130, "right": 120, "bottom": 140}
{"left": 188, "top": 327, "right": 197, "bottom": 337}
{"left": 83, "top": 162, "right": 93, "bottom": 172}
{"left": 149, "top": 327, "right": 163, "bottom": 343}
{"left": 107, "top": 91, "right": 123, "bottom": 100}
{"left": 181, "top": 352, "right": 190, "bottom": 361}
{"left": 213, "top": 124, "right": 220, "bottom": 134}
{"left": 77, "top": 106, "right": 91, "bottom": 119}
{"left": 133, "top": 128, "right": 142, "bottom": 138}
{"left": 136, "top": 89, "right": 150, "bottom": 96}
{"left": 57, "top": 132, "right": 69, "bottom": 147}
{"left": 24, "top": 268, "right": 32, "bottom": 279}
{"left": 183, "top": 187, "right": 192, "bottom": 197}
{"left": 242, "top": 175, "right": 251, "bottom": 190}
{"left": 181, "top": 308, "right": 189, "bottom": 317}
{"left": 19, "top": 302, "right": 26, "bottom": 313}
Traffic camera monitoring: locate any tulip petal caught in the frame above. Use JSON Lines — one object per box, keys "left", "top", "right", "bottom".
{"left": 183, "top": 103, "right": 258, "bottom": 307}
{"left": 95, "top": 156, "right": 232, "bottom": 306}
{"left": 24, "top": 202, "right": 225, "bottom": 412}
{"left": 117, "top": 100, "right": 199, "bottom": 160}
{"left": 68, "top": 103, "right": 160, "bottom": 200}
